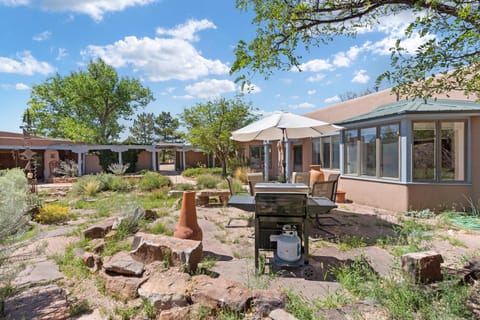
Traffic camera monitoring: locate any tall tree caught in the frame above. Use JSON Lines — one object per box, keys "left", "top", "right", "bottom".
{"left": 27, "top": 59, "right": 154, "bottom": 143}
{"left": 231, "top": 0, "right": 480, "bottom": 100}
{"left": 129, "top": 112, "right": 156, "bottom": 144}
{"left": 154, "top": 111, "right": 181, "bottom": 142}
{"left": 181, "top": 97, "right": 257, "bottom": 176}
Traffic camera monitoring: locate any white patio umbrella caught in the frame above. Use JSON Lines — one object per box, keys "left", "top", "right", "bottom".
{"left": 231, "top": 111, "right": 342, "bottom": 181}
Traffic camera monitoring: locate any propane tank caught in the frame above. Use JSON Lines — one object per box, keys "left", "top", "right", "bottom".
{"left": 276, "top": 225, "right": 301, "bottom": 262}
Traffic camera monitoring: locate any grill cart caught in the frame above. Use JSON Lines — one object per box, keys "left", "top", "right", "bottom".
{"left": 254, "top": 183, "right": 315, "bottom": 279}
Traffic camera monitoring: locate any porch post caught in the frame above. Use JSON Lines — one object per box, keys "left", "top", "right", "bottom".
{"left": 401, "top": 119, "right": 411, "bottom": 183}
{"left": 285, "top": 139, "right": 291, "bottom": 182}
{"left": 263, "top": 140, "right": 269, "bottom": 182}
{"left": 118, "top": 151, "right": 123, "bottom": 165}
{"left": 182, "top": 149, "right": 186, "bottom": 170}
{"left": 77, "top": 152, "right": 82, "bottom": 176}
{"left": 151, "top": 150, "right": 157, "bottom": 171}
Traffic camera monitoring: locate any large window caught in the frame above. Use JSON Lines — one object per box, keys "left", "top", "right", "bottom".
{"left": 380, "top": 124, "right": 399, "bottom": 178}
{"left": 413, "top": 121, "right": 465, "bottom": 181}
{"left": 344, "top": 130, "right": 358, "bottom": 174}
{"left": 312, "top": 135, "right": 340, "bottom": 169}
{"left": 249, "top": 145, "right": 272, "bottom": 171}
{"left": 344, "top": 124, "right": 399, "bottom": 179}
{"left": 361, "top": 127, "right": 376, "bottom": 176}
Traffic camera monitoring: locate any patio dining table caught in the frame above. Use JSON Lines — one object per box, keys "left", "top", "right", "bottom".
{"left": 227, "top": 183, "right": 337, "bottom": 214}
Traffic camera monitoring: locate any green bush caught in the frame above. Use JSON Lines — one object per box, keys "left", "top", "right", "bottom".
{"left": 196, "top": 174, "right": 222, "bottom": 189}
{"left": 138, "top": 172, "right": 171, "bottom": 191}
{"left": 71, "top": 175, "right": 101, "bottom": 196}
{"left": 53, "top": 160, "right": 79, "bottom": 177}
{"left": 35, "top": 204, "right": 70, "bottom": 224}
{"left": 0, "top": 168, "right": 32, "bottom": 244}
{"left": 182, "top": 167, "right": 222, "bottom": 178}
{"left": 173, "top": 183, "right": 196, "bottom": 191}
{"left": 98, "top": 174, "right": 132, "bottom": 192}
{"left": 107, "top": 163, "right": 130, "bottom": 175}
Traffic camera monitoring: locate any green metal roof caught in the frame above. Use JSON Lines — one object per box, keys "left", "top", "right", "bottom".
{"left": 337, "top": 99, "right": 480, "bottom": 125}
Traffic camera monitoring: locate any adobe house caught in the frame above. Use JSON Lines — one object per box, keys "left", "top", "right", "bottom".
{"left": 0, "top": 131, "right": 211, "bottom": 181}
{"left": 238, "top": 89, "right": 480, "bottom": 212}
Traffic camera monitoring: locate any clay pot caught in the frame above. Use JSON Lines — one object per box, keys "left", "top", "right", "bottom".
{"left": 309, "top": 165, "right": 325, "bottom": 188}
{"left": 174, "top": 191, "right": 203, "bottom": 241}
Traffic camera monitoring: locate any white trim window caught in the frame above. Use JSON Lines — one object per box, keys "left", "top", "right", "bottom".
{"left": 344, "top": 123, "right": 400, "bottom": 179}
{"left": 412, "top": 121, "right": 466, "bottom": 182}
{"left": 312, "top": 135, "right": 340, "bottom": 169}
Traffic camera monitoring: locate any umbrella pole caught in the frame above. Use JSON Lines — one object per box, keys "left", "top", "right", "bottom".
{"left": 282, "top": 128, "right": 286, "bottom": 182}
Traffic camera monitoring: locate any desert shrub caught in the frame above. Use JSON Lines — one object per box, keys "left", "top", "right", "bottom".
{"left": 138, "top": 172, "right": 171, "bottom": 191}
{"left": 108, "top": 163, "right": 130, "bottom": 176}
{"left": 233, "top": 166, "right": 251, "bottom": 184}
{"left": 0, "top": 168, "right": 32, "bottom": 244}
{"left": 182, "top": 167, "right": 222, "bottom": 178}
{"left": 53, "top": 159, "right": 79, "bottom": 177}
{"left": 71, "top": 175, "right": 101, "bottom": 196}
{"left": 97, "top": 173, "right": 131, "bottom": 192}
{"left": 116, "top": 205, "right": 145, "bottom": 238}
{"left": 196, "top": 174, "right": 222, "bottom": 189}
{"left": 35, "top": 204, "right": 70, "bottom": 224}
{"left": 173, "top": 183, "right": 196, "bottom": 191}
{"left": 109, "top": 176, "right": 132, "bottom": 192}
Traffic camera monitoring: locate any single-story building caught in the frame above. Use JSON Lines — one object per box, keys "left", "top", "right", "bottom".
{"left": 0, "top": 131, "right": 212, "bottom": 181}
{"left": 239, "top": 89, "right": 480, "bottom": 212}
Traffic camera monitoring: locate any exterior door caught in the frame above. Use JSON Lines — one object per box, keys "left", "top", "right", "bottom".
{"left": 293, "top": 145, "right": 303, "bottom": 172}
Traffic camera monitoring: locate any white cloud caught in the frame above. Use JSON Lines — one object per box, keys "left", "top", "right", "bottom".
{"left": 32, "top": 30, "right": 51, "bottom": 41}
{"left": 324, "top": 96, "right": 340, "bottom": 104}
{"left": 357, "top": 11, "right": 433, "bottom": 56}
{"left": 83, "top": 20, "right": 228, "bottom": 81}
{"left": 306, "top": 74, "right": 325, "bottom": 82}
{"left": 184, "top": 79, "right": 236, "bottom": 99}
{"left": 333, "top": 46, "right": 361, "bottom": 67}
{"left": 297, "top": 59, "right": 333, "bottom": 72}
{"left": 307, "top": 89, "right": 316, "bottom": 95}
{"left": 30, "top": 0, "right": 158, "bottom": 22}
{"left": 365, "top": 32, "right": 435, "bottom": 56}
{"left": 84, "top": 34, "right": 229, "bottom": 82}
{"left": 15, "top": 83, "right": 29, "bottom": 90}
{"left": 0, "top": 51, "right": 54, "bottom": 75}
{"left": 288, "top": 102, "right": 315, "bottom": 109}
{"left": 156, "top": 19, "right": 216, "bottom": 42}
{"left": 56, "top": 48, "right": 68, "bottom": 60}
{"left": 351, "top": 69, "right": 370, "bottom": 84}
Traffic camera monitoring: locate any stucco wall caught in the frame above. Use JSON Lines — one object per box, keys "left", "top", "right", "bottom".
{"left": 471, "top": 116, "right": 480, "bottom": 205}
{"left": 338, "top": 177, "right": 409, "bottom": 212}
{"left": 136, "top": 151, "right": 152, "bottom": 171}
{"left": 85, "top": 154, "right": 103, "bottom": 174}
{"left": 407, "top": 184, "right": 472, "bottom": 212}
{"left": 43, "top": 150, "right": 59, "bottom": 179}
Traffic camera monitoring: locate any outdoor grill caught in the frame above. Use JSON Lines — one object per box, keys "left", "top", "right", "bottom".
{"left": 254, "top": 183, "right": 311, "bottom": 275}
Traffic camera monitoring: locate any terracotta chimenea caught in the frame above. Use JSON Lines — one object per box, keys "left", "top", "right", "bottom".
{"left": 174, "top": 191, "right": 203, "bottom": 241}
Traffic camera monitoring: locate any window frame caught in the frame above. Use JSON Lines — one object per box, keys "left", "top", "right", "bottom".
{"left": 412, "top": 120, "right": 467, "bottom": 183}
{"left": 311, "top": 134, "right": 340, "bottom": 169}
{"left": 343, "top": 122, "right": 401, "bottom": 180}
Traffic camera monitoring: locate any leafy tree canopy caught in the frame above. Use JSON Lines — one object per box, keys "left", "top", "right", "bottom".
{"left": 181, "top": 97, "right": 257, "bottom": 176}
{"left": 26, "top": 58, "right": 154, "bottom": 144}
{"left": 231, "top": 0, "right": 480, "bottom": 100}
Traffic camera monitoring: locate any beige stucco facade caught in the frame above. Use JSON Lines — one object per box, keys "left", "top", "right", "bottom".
{"left": 239, "top": 89, "right": 480, "bottom": 213}
{"left": 0, "top": 131, "right": 211, "bottom": 180}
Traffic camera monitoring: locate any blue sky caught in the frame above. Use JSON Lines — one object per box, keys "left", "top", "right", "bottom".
{"left": 0, "top": 0, "right": 423, "bottom": 137}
